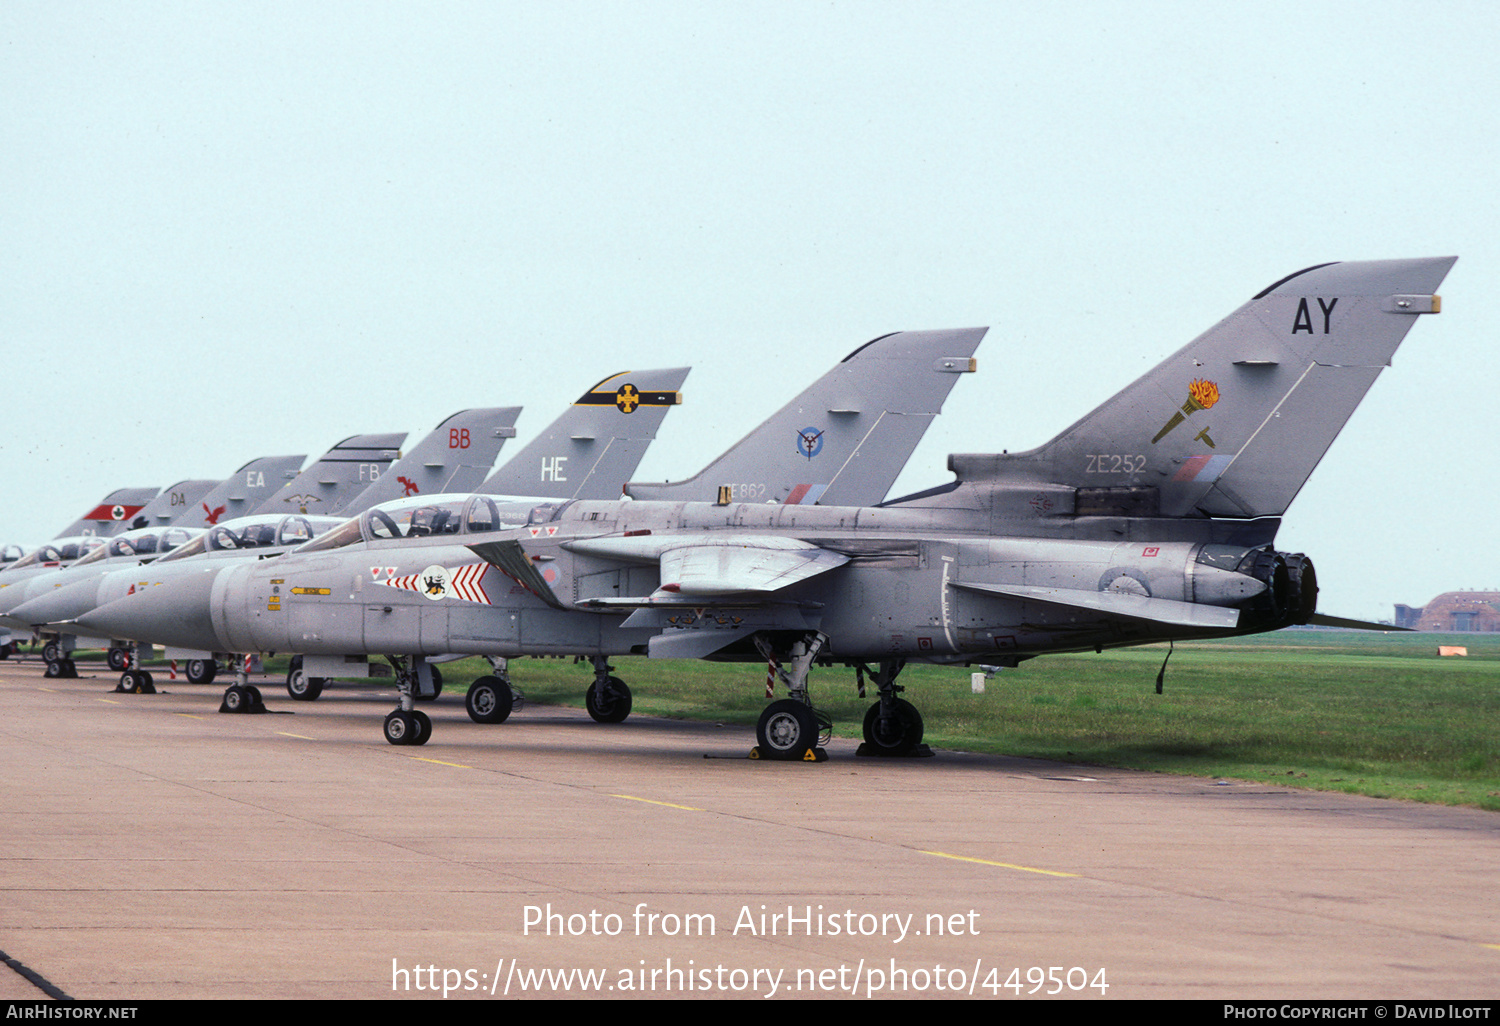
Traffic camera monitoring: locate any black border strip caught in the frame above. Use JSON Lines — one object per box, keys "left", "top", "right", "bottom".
{"left": 1, "top": 947, "right": 73, "bottom": 1000}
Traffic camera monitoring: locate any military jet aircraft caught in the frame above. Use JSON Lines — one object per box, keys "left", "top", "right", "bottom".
{"left": 37, "top": 370, "right": 690, "bottom": 692}
{"left": 73, "top": 327, "right": 983, "bottom": 721}
{"left": 77, "top": 258, "right": 1452, "bottom": 757}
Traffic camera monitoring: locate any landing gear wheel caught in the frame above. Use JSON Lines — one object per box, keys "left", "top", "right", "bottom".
{"left": 861, "top": 699, "right": 924, "bottom": 756}
{"left": 466, "top": 676, "right": 514, "bottom": 724}
{"left": 42, "top": 641, "right": 60, "bottom": 664}
{"left": 44, "top": 660, "right": 62, "bottom": 679}
{"left": 222, "top": 685, "right": 252, "bottom": 713}
{"left": 756, "top": 699, "right": 817, "bottom": 761}
{"left": 286, "top": 657, "right": 324, "bottom": 701}
{"left": 411, "top": 709, "right": 432, "bottom": 745}
{"left": 116, "top": 671, "right": 136, "bottom": 693}
{"left": 246, "top": 684, "right": 261, "bottom": 704}
{"left": 585, "top": 676, "right": 632, "bottom": 724}
{"left": 384, "top": 709, "right": 421, "bottom": 746}
{"left": 107, "top": 648, "right": 127, "bottom": 671}
{"left": 186, "top": 659, "right": 217, "bottom": 685}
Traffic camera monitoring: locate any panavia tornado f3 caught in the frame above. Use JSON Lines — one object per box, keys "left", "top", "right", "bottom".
{"left": 77, "top": 258, "right": 1451, "bottom": 758}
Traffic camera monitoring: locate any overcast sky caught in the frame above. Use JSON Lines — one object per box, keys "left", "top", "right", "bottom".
{"left": 2, "top": 1, "right": 1495, "bottom": 621}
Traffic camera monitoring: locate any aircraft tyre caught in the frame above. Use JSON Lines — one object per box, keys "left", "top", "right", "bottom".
{"left": 286, "top": 657, "right": 324, "bottom": 701}
{"left": 223, "top": 685, "right": 251, "bottom": 713}
{"left": 186, "top": 659, "right": 217, "bottom": 685}
{"left": 466, "top": 676, "right": 514, "bottom": 724}
{"left": 756, "top": 699, "right": 816, "bottom": 761}
{"left": 384, "top": 709, "right": 428, "bottom": 746}
{"left": 585, "top": 676, "right": 632, "bottom": 724}
{"left": 44, "top": 660, "right": 62, "bottom": 678}
{"left": 861, "top": 699, "right": 924, "bottom": 756}
{"left": 107, "top": 648, "right": 128, "bottom": 671}
{"left": 42, "top": 641, "right": 60, "bottom": 664}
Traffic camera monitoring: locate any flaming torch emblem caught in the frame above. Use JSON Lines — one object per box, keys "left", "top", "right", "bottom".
{"left": 1152, "top": 379, "right": 1220, "bottom": 444}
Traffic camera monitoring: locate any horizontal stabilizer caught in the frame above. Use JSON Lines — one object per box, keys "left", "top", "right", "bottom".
{"left": 1307, "top": 613, "right": 1412, "bottom": 632}
{"left": 952, "top": 580, "right": 1241, "bottom": 629}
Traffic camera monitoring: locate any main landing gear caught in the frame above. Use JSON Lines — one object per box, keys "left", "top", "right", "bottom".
{"left": 285, "top": 655, "right": 325, "bottom": 700}
{"left": 465, "top": 657, "right": 524, "bottom": 724}
{"left": 747, "top": 643, "right": 931, "bottom": 761}
{"left": 854, "top": 658, "right": 930, "bottom": 758}
{"left": 185, "top": 658, "right": 218, "bottom": 685}
{"left": 585, "top": 657, "right": 632, "bottom": 724}
{"left": 751, "top": 633, "right": 831, "bottom": 762}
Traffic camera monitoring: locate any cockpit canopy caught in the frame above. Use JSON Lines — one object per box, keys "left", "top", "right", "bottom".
{"left": 71, "top": 526, "right": 204, "bottom": 567}
{"left": 294, "top": 494, "right": 536, "bottom": 554}
{"left": 156, "top": 515, "right": 344, "bottom": 563}
{"left": 7, "top": 537, "right": 106, "bottom": 571}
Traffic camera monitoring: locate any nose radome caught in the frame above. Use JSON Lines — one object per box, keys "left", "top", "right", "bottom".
{"left": 75, "top": 569, "right": 222, "bottom": 651}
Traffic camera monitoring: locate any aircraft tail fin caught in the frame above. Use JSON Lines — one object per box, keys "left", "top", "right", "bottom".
{"left": 53, "top": 487, "right": 160, "bottom": 539}
{"left": 342, "top": 408, "right": 522, "bottom": 514}
{"left": 129, "top": 480, "right": 220, "bottom": 530}
{"left": 184, "top": 455, "right": 306, "bottom": 528}
{"left": 625, "top": 328, "right": 984, "bottom": 506}
{"left": 937, "top": 258, "right": 1454, "bottom": 520}
{"left": 251, "top": 433, "right": 406, "bottom": 517}
{"left": 480, "top": 369, "right": 689, "bottom": 500}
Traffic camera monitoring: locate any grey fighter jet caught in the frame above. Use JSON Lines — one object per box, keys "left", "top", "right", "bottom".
{"left": 79, "top": 259, "right": 1451, "bottom": 757}
{"left": 76, "top": 326, "right": 984, "bottom": 717}
{"left": 40, "top": 369, "right": 691, "bottom": 692}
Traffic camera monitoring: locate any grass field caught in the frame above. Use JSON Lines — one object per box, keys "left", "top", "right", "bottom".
{"left": 409, "top": 629, "right": 1500, "bottom": 810}
{"left": 101, "top": 626, "right": 1497, "bottom": 810}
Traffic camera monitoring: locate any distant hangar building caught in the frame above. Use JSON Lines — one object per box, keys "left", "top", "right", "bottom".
{"left": 1394, "top": 591, "right": 1500, "bottom": 632}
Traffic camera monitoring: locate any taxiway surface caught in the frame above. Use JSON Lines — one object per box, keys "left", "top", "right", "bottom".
{"left": 1, "top": 658, "right": 1496, "bottom": 1000}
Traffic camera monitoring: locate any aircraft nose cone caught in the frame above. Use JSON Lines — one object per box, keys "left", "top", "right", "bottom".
{"left": 75, "top": 569, "right": 222, "bottom": 651}
{"left": 7, "top": 578, "right": 104, "bottom": 632}
{"left": 0, "top": 576, "right": 48, "bottom": 620}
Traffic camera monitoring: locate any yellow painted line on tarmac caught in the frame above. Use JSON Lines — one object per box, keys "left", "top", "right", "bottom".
{"left": 919, "top": 850, "right": 1079, "bottom": 878}
{"left": 276, "top": 731, "right": 316, "bottom": 740}
{"left": 1481, "top": 943, "right": 1500, "bottom": 951}
{"left": 37, "top": 687, "right": 58, "bottom": 693}
{"left": 610, "top": 794, "right": 703, "bottom": 811}
{"left": 175, "top": 714, "right": 206, "bottom": 720}
{"left": 97, "top": 698, "right": 120, "bottom": 705}
{"left": 409, "top": 757, "right": 472, "bottom": 769}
